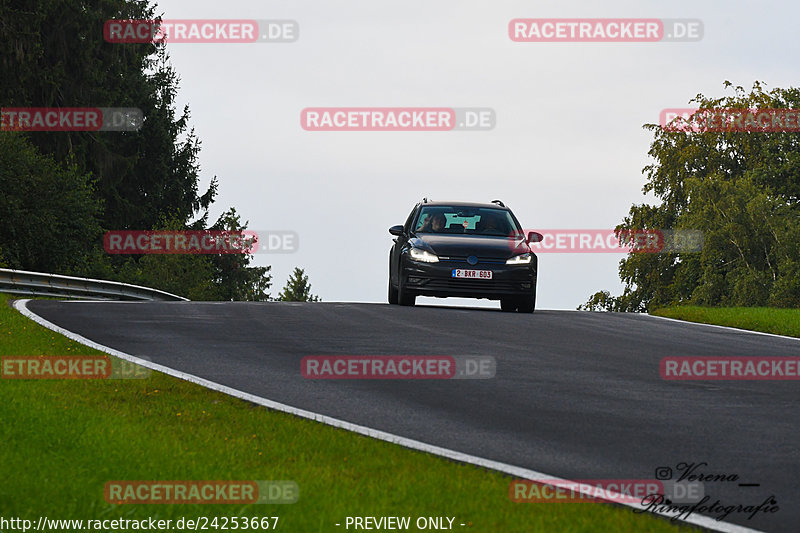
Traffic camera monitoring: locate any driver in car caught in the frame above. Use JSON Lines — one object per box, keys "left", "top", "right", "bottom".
{"left": 479, "top": 213, "right": 505, "bottom": 235}
{"left": 419, "top": 213, "right": 446, "bottom": 233}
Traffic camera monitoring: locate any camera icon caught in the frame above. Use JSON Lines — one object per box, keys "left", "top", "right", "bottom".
{"left": 655, "top": 467, "right": 673, "bottom": 480}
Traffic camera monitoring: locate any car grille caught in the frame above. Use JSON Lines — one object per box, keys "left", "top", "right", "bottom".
{"left": 438, "top": 256, "right": 507, "bottom": 265}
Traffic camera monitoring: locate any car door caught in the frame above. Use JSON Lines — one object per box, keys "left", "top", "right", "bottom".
{"left": 390, "top": 206, "right": 418, "bottom": 286}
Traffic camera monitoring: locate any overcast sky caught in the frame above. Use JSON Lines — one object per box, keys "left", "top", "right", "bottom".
{"left": 153, "top": 0, "right": 799, "bottom": 308}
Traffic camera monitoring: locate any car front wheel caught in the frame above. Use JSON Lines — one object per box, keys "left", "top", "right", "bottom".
{"left": 517, "top": 292, "right": 536, "bottom": 313}
{"left": 397, "top": 275, "right": 416, "bottom": 306}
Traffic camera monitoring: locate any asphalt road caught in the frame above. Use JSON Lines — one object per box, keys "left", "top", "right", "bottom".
{"left": 26, "top": 300, "right": 800, "bottom": 532}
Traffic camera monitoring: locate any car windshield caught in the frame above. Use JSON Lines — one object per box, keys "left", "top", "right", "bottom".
{"left": 414, "top": 206, "right": 522, "bottom": 237}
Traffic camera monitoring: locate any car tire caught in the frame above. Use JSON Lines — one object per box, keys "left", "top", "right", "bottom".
{"left": 388, "top": 278, "right": 398, "bottom": 304}
{"left": 397, "top": 275, "right": 416, "bottom": 306}
{"left": 517, "top": 292, "right": 536, "bottom": 313}
{"left": 500, "top": 297, "right": 517, "bottom": 312}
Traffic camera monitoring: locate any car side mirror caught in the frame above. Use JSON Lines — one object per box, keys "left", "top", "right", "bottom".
{"left": 526, "top": 231, "right": 543, "bottom": 243}
{"left": 389, "top": 225, "right": 404, "bottom": 236}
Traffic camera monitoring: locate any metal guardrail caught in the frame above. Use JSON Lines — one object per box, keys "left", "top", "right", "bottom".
{"left": 0, "top": 268, "right": 188, "bottom": 301}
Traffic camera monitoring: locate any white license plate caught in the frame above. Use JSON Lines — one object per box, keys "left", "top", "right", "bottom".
{"left": 452, "top": 269, "right": 492, "bottom": 279}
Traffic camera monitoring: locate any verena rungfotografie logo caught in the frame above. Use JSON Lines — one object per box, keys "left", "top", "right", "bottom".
{"left": 0, "top": 108, "right": 142, "bottom": 131}
{"left": 300, "top": 108, "right": 495, "bottom": 131}
{"left": 104, "top": 19, "right": 298, "bottom": 43}
{"left": 661, "top": 357, "right": 800, "bottom": 380}
{"left": 103, "top": 230, "right": 298, "bottom": 254}
{"left": 301, "top": 356, "right": 495, "bottom": 379}
{"left": 520, "top": 229, "right": 703, "bottom": 253}
{"left": 1, "top": 356, "right": 151, "bottom": 379}
{"left": 644, "top": 462, "right": 777, "bottom": 522}
{"left": 509, "top": 19, "right": 703, "bottom": 42}
{"left": 661, "top": 108, "right": 800, "bottom": 133}
{"left": 104, "top": 481, "right": 298, "bottom": 504}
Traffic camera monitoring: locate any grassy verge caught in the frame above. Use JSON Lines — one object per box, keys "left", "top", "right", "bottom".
{"left": 651, "top": 306, "right": 800, "bottom": 338}
{"left": 0, "top": 293, "right": 697, "bottom": 532}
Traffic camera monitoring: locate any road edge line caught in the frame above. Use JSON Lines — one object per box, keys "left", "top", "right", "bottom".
{"left": 643, "top": 313, "right": 800, "bottom": 342}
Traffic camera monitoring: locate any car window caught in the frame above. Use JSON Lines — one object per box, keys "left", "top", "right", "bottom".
{"left": 414, "top": 206, "right": 521, "bottom": 237}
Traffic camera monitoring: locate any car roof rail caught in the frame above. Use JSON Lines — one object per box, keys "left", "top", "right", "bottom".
{"left": 491, "top": 199, "right": 506, "bottom": 207}
{"left": 422, "top": 197, "right": 430, "bottom": 203}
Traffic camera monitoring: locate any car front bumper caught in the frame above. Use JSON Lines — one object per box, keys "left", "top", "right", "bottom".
{"left": 400, "top": 256, "right": 537, "bottom": 300}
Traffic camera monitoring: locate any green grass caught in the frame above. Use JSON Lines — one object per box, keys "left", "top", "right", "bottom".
{"left": 0, "top": 293, "right": 697, "bottom": 532}
{"left": 651, "top": 306, "right": 800, "bottom": 338}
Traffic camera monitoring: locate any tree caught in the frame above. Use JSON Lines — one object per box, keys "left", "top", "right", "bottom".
{"left": 108, "top": 210, "right": 272, "bottom": 301}
{"left": 207, "top": 209, "right": 272, "bottom": 301}
{"left": 276, "top": 268, "right": 320, "bottom": 302}
{"left": 0, "top": 133, "right": 102, "bottom": 273}
{"left": 0, "top": 0, "right": 218, "bottom": 232}
{"left": 0, "top": 0, "right": 272, "bottom": 301}
{"left": 577, "top": 290, "right": 618, "bottom": 312}
{"left": 582, "top": 82, "right": 800, "bottom": 311}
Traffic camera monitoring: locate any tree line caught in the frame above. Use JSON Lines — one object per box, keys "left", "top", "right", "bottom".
{"left": 0, "top": 1, "right": 318, "bottom": 301}
{"left": 581, "top": 82, "right": 800, "bottom": 311}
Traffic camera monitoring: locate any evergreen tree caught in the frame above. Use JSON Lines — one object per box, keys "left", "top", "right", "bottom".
{"left": 276, "top": 268, "right": 320, "bottom": 302}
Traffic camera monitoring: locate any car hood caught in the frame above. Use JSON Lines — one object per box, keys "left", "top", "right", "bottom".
{"left": 410, "top": 234, "right": 530, "bottom": 259}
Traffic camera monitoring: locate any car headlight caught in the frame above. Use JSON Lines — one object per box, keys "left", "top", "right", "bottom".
{"left": 506, "top": 253, "right": 532, "bottom": 265}
{"left": 409, "top": 247, "right": 439, "bottom": 263}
